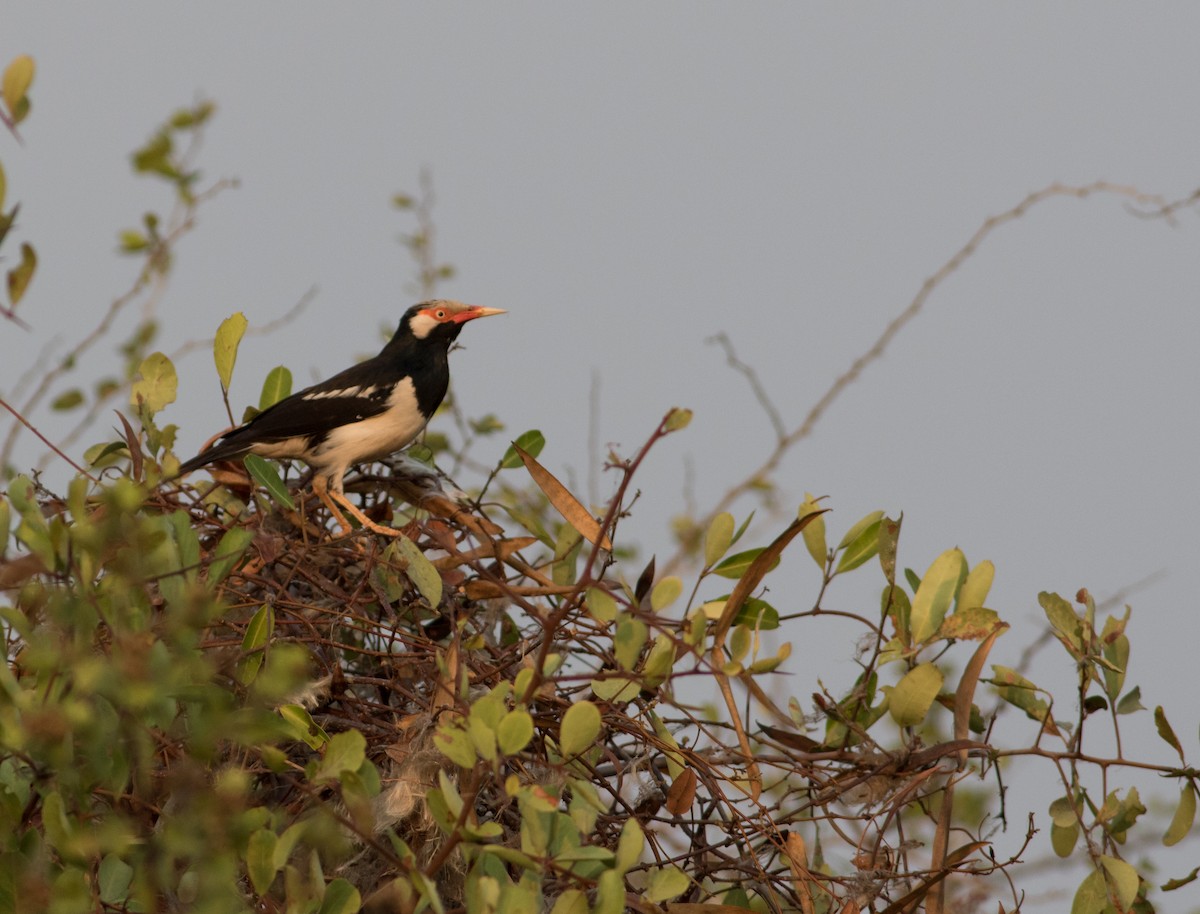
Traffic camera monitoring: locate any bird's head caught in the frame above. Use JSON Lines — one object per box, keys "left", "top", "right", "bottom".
{"left": 402, "top": 299, "right": 506, "bottom": 344}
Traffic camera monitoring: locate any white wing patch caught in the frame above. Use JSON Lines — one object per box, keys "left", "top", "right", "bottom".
{"left": 301, "top": 385, "right": 384, "bottom": 401}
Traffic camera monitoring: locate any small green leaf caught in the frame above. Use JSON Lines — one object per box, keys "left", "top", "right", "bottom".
{"left": 313, "top": 730, "right": 366, "bottom": 784}
{"left": 888, "top": 662, "right": 944, "bottom": 728}
{"left": 1163, "top": 865, "right": 1200, "bottom": 891}
{"left": 0, "top": 159, "right": 5, "bottom": 212}
{"left": 316, "top": 878, "right": 361, "bottom": 914}
{"left": 644, "top": 865, "right": 690, "bottom": 903}
{"left": 278, "top": 704, "right": 328, "bottom": 749}
{"left": 214, "top": 312, "right": 248, "bottom": 393}
{"left": 711, "top": 547, "right": 779, "bottom": 580}
{"left": 990, "top": 665, "right": 1051, "bottom": 723}
{"left": 237, "top": 603, "right": 274, "bottom": 685}
{"left": 50, "top": 389, "right": 84, "bottom": 411}
{"left": 434, "top": 719, "right": 476, "bottom": 768}
{"left": 243, "top": 454, "right": 296, "bottom": 510}
{"left": 614, "top": 819, "right": 644, "bottom": 873}
{"left": 650, "top": 576, "right": 683, "bottom": 611}
{"left": 1040, "top": 591, "right": 1084, "bottom": 659}
{"left": 799, "top": 497, "right": 828, "bottom": 569}
{"left": 590, "top": 676, "right": 639, "bottom": 704}
{"left": 119, "top": 230, "right": 149, "bottom": 253}
{"left": 130, "top": 351, "right": 178, "bottom": 416}
{"left": 560, "top": 701, "right": 601, "bottom": 758}
{"left": 834, "top": 513, "right": 883, "bottom": 574}
{"left": 1155, "top": 706, "right": 1183, "bottom": 759}
{"left": 663, "top": 407, "right": 692, "bottom": 431}
{"left": 246, "top": 828, "right": 278, "bottom": 894}
{"left": 704, "top": 512, "right": 735, "bottom": 567}
{"left": 496, "top": 709, "right": 534, "bottom": 755}
{"left": 614, "top": 615, "right": 648, "bottom": 670}
{"left": 2, "top": 55, "right": 34, "bottom": 117}
{"left": 500, "top": 429, "right": 545, "bottom": 469}
{"left": 259, "top": 365, "right": 293, "bottom": 410}
{"left": 1051, "top": 821, "right": 1078, "bottom": 857}
{"left": 836, "top": 509, "right": 884, "bottom": 550}
{"left": 909, "top": 548, "right": 965, "bottom": 644}
{"left": 97, "top": 854, "right": 133, "bottom": 905}
{"left": 206, "top": 525, "right": 254, "bottom": 586}
{"left": 585, "top": 587, "right": 618, "bottom": 623}
{"left": 7, "top": 242, "right": 36, "bottom": 306}
{"left": 1071, "top": 868, "right": 1108, "bottom": 914}
{"left": 957, "top": 559, "right": 994, "bottom": 610}
{"left": 1115, "top": 685, "right": 1144, "bottom": 716}
{"left": 1164, "top": 784, "right": 1196, "bottom": 847}
{"left": 394, "top": 535, "right": 442, "bottom": 606}
{"left": 1098, "top": 856, "right": 1139, "bottom": 910}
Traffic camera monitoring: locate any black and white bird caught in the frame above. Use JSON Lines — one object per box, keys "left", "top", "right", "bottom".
{"left": 178, "top": 299, "right": 505, "bottom": 535}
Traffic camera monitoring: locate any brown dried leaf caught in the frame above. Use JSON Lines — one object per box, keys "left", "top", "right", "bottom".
{"left": 665, "top": 768, "right": 697, "bottom": 815}
{"left": 513, "top": 443, "right": 613, "bottom": 551}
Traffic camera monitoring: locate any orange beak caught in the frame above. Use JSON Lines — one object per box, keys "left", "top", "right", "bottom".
{"left": 452, "top": 305, "right": 507, "bottom": 323}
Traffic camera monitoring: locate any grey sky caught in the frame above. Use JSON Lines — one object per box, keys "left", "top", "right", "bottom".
{"left": 5, "top": 6, "right": 1200, "bottom": 907}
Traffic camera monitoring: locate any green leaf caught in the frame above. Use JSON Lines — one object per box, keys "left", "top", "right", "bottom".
{"left": 130, "top": 351, "right": 178, "bottom": 416}
{"left": 50, "top": 389, "right": 84, "bottom": 411}
{"left": 712, "top": 547, "right": 779, "bottom": 580}
{"left": 990, "top": 665, "right": 1051, "bottom": 723}
{"left": 704, "top": 512, "right": 735, "bottom": 567}
{"left": 1040, "top": 591, "right": 1084, "bottom": 659}
{"left": 246, "top": 828, "right": 278, "bottom": 894}
{"left": 1071, "top": 868, "right": 1108, "bottom": 914}
{"left": 663, "top": 407, "right": 692, "bottom": 431}
{"left": 799, "top": 495, "right": 828, "bottom": 568}
{"left": 1155, "top": 706, "right": 1184, "bottom": 759}
{"left": 1115, "top": 685, "right": 1144, "bottom": 716}
{"left": 2, "top": 55, "right": 34, "bottom": 117}
{"left": 313, "top": 730, "right": 366, "bottom": 784}
{"left": 585, "top": 587, "right": 618, "bottom": 623}
{"left": 560, "top": 701, "right": 601, "bottom": 759}
{"left": 614, "top": 819, "right": 644, "bottom": 873}
{"left": 1051, "top": 821, "right": 1078, "bottom": 857}
{"left": 259, "top": 365, "right": 293, "bottom": 409}
{"left": 237, "top": 604, "right": 274, "bottom": 685}
{"left": 1098, "top": 856, "right": 1139, "bottom": 910}
{"left": 97, "top": 854, "right": 133, "bottom": 905}
{"left": 909, "top": 548, "right": 965, "bottom": 644}
{"left": 118, "top": 230, "right": 149, "bottom": 253}
{"left": 394, "top": 535, "right": 442, "bottom": 606}
{"left": 644, "top": 865, "right": 690, "bottom": 903}
{"left": 888, "top": 662, "right": 944, "bottom": 728}
{"left": 317, "top": 879, "right": 361, "bottom": 914}
{"left": 496, "top": 709, "right": 534, "bottom": 755}
{"left": 589, "top": 676, "right": 639, "bottom": 704}
{"left": 835, "top": 510, "right": 884, "bottom": 574}
{"left": 614, "top": 615, "right": 647, "bottom": 670}
{"left": 7, "top": 242, "right": 36, "bottom": 307}
{"left": 0, "top": 493, "right": 9, "bottom": 555}
{"left": 213, "top": 312, "right": 248, "bottom": 392}
{"left": 244, "top": 454, "right": 296, "bottom": 510}
{"left": 957, "top": 559, "right": 994, "bottom": 610}
{"left": 650, "top": 576, "right": 683, "bottom": 611}
{"left": 434, "top": 719, "right": 477, "bottom": 768}
{"left": 877, "top": 514, "right": 900, "bottom": 585}
{"left": 278, "top": 704, "right": 328, "bottom": 749}
{"left": 0, "top": 159, "right": 5, "bottom": 212}
{"left": 1164, "top": 784, "right": 1196, "bottom": 847}
{"left": 549, "top": 889, "right": 589, "bottom": 914}
{"left": 206, "top": 525, "right": 254, "bottom": 586}
{"left": 1164, "top": 865, "right": 1200, "bottom": 891}
{"left": 500, "top": 429, "right": 545, "bottom": 469}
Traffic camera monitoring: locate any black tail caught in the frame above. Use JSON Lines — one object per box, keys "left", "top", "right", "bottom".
{"left": 176, "top": 439, "right": 252, "bottom": 476}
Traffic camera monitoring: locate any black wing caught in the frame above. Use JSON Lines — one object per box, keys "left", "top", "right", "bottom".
{"left": 179, "top": 355, "right": 395, "bottom": 471}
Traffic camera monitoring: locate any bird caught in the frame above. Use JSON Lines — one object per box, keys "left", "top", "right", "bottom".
{"left": 178, "top": 299, "right": 505, "bottom": 536}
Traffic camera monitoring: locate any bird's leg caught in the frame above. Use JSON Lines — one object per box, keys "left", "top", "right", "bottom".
{"left": 312, "top": 474, "right": 402, "bottom": 538}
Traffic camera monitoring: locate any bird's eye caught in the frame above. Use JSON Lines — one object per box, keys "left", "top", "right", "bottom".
{"left": 435, "top": 309, "right": 447, "bottom": 320}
